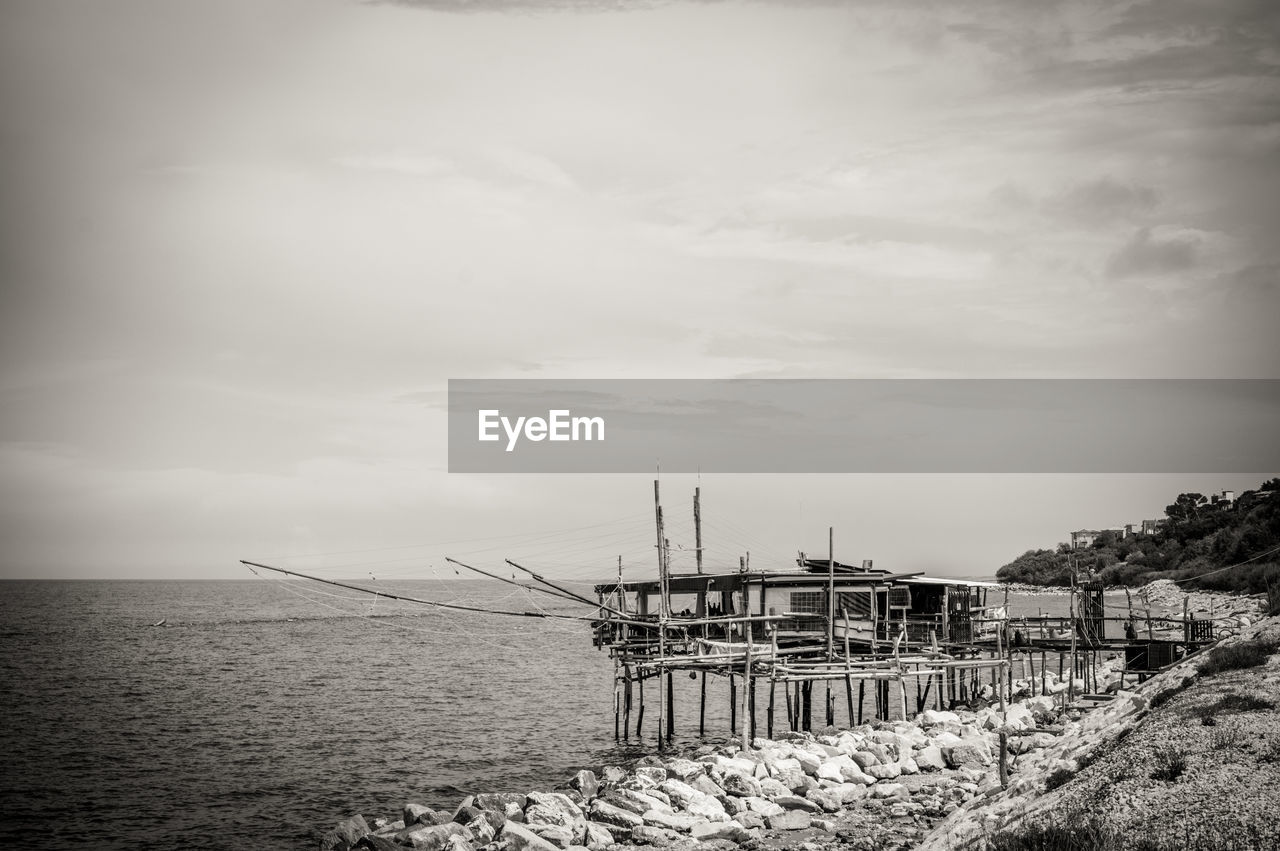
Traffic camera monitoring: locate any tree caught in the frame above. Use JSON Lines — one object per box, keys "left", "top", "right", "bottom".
{"left": 1165, "top": 493, "right": 1206, "bottom": 524}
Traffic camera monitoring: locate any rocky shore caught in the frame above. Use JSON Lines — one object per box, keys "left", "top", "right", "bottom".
{"left": 314, "top": 587, "right": 1275, "bottom": 851}
{"left": 316, "top": 659, "right": 1136, "bottom": 851}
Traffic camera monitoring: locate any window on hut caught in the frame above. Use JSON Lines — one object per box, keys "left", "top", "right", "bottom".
{"left": 787, "top": 591, "right": 825, "bottom": 632}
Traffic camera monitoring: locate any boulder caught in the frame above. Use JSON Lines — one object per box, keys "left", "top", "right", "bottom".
{"left": 453, "top": 806, "right": 481, "bottom": 826}
{"left": 600, "top": 766, "right": 628, "bottom": 785}
{"left": 473, "top": 793, "right": 528, "bottom": 813}
{"left": 832, "top": 783, "right": 869, "bottom": 805}
{"left": 720, "top": 771, "right": 761, "bottom": 798}
{"left": 658, "top": 779, "right": 727, "bottom": 821}
{"left": 666, "top": 759, "right": 705, "bottom": 781}
{"left": 734, "top": 811, "right": 765, "bottom": 830}
{"left": 630, "top": 825, "right": 680, "bottom": 846}
{"left": 444, "top": 835, "right": 473, "bottom": 851}
{"left": 770, "top": 795, "right": 822, "bottom": 813}
{"left": 588, "top": 800, "right": 644, "bottom": 831}
{"left": 871, "top": 783, "right": 906, "bottom": 799}
{"left": 525, "top": 823, "right": 575, "bottom": 848}
{"left": 944, "top": 744, "right": 991, "bottom": 769}
{"left": 689, "top": 774, "right": 727, "bottom": 801}
{"left": 399, "top": 823, "right": 473, "bottom": 851}
{"left": 920, "top": 709, "right": 960, "bottom": 726}
{"left": 757, "top": 777, "right": 792, "bottom": 798}
{"left": 743, "top": 796, "right": 784, "bottom": 817}
{"left": 689, "top": 821, "right": 750, "bottom": 843}
{"left": 404, "top": 805, "right": 434, "bottom": 828}
{"left": 914, "top": 745, "right": 945, "bottom": 771}
{"left": 803, "top": 789, "right": 841, "bottom": 813}
{"left": 791, "top": 749, "right": 822, "bottom": 776}
{"left": 321, "top": 814, "right": 370, "bottom": 851}
{"left": 635, "top": 767, "right": 668, "bottom": 785}
{"left": 570, "top": 770, "right": 600, "bottom": 802}
{"left": 502, "top": 822, "right": 561, "bottom": 851}
{"left": 864, "top": 762, "right": 901, "bottom": 780}
{"left": 850, "top": 751, "right": 879, "bottom": 771}
{"left": 583, "top": 822, "right": 614, "bottom": 851}
{"left": 467, "top": 818, "right": 496, "bottom": 845}
{"left": 354, "top": 836, "right": 401, "bottom": 851}
{"left": 642, "top": 810, "right": 701, "bottom": 832}
{"left": 766, "top": 810, "right": 811, "bottom": 831}
{"left": 1004, "top": 703, "right": 1034, "bottom": 731}
{"left": 526, "top": 792, "right": 587, "bottom": 841}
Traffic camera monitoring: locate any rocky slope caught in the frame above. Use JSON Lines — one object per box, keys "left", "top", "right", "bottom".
{"left": 916, "top": 615, "right": 1280, "bottom": 850}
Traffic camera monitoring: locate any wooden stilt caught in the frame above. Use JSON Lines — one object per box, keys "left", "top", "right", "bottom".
{"left": 802, "top": 681, "right": 812, "bottom": 731}
{"left": 622, "top": 667, "right": 632, "bottom": 741}
{"left": 729, "top": 673, "right": 737, "bottom": 734}
{"left": 857, "top": 679, "right": 865, "bottom": 726}
{"left": 666, "top": 670, "right": 675, "bottom": 742}
{"left": 768, "top": 677, "right": 776, "bottom": 739}
{"left": 699, "top": 671, "right": 707, "bottom": 738}
{"left": 636, "top": 674, "right": 645, "bottom": 738}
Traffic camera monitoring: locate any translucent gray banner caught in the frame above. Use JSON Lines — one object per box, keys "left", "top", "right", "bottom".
{"left": 447, "top": 379, "right": 1280, "bottom": 473}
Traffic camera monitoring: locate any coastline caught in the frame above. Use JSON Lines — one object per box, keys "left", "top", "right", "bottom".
{"left": 315, "top": 601, "right": 1276, "bottom": 851}
{"left": 315, "top": 584, "right": 1275, "bottom": 851}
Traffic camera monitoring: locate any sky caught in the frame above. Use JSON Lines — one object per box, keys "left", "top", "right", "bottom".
{"left": 1, "top": 0, "right": 1278, "bottom": 580}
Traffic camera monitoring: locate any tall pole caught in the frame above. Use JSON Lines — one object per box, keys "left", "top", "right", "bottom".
{"left": 654, "top": 479, "right": 668, "bottom": 748}
{"left": 827, "top": 526, "right": 835, "bottom": 660}
{"left": 694, "top": 487, "right": 703, "bottom": 574}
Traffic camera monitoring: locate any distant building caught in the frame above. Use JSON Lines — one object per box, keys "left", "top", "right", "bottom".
{"left": 1071, "top": 529, "right": 1101, "bottom": 549}
{"left": 1141, "top": 519, "right": 1163, "bottom": 535}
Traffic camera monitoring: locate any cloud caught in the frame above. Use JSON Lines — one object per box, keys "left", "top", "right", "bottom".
{"left": 1106, "top": 227, "right": 1200, "bottom": 279}
{"left": 333, "top": 154, "right": 455, "bottom": 178}
{"left": 1044, "top": 177, "right": 1158, "bottom": 223}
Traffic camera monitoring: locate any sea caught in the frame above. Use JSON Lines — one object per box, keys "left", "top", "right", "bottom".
{"left": 0, "top": 579, "right": 1166, "bottom": 849}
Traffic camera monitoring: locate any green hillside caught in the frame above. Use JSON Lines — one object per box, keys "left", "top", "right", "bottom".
{"left": 996, "top": 479, "right": 1280, "bottom": 593}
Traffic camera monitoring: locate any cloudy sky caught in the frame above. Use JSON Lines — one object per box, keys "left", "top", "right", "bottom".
{"left": 1, "top": 0, "right": 1277, "bottom": 580}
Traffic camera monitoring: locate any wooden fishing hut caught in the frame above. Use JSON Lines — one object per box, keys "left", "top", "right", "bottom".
{"left": 592, "top": 543, "right": 1011, "bottom": 746}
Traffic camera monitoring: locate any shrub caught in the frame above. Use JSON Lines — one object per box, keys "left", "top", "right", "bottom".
{"left": 1150, "top": 746, "right": 1186, "bottom": 781}
{"left": 984, "top": 819, "right": 1115, "bottom": 851}
{"left": 1198, "top": 638, "right": 1280, "bottom": 677}
{"left": 1043, "top": 767, "right": 1074, "bottom": 791}
{"left": 1149, "top": 685, "right": 1181, "bottom": 709}
{"left": 1209, "top": 724, "right": 1248, "bottom": 751}
{"left": 1207, "top": 693, "right": 1274, "bottom": 714}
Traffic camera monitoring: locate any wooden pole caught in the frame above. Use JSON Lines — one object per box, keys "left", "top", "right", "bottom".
{"left": 785, "top": 679, "right": 795, "bottom": 729}
{"left": 636, "top": 675, "right": 645, "bottom": 738}
{"left": 1068, "top": 578, "right": 1077, "bottom": 704}
{"left": 826, "top": 526, "right": 835, "bottom": 659}
{"left": 694, "top": 487, "right": 703, "bottom": 574}
{"left": 623, "top": 664, "right": 632, "bottom": 740}
{"left": 699, "top": 671, "right": 707, "bottom": 737}
{"left": 768, "top": 677, "right": 776, "bottom": 739}
{"left": 653, "top": 480, "right": 668, "bottom": 749}
{"left": 842, "top": 609, "right": 855, "bottom": 727}
{"left": 729, "top": 673, "right": 737, "bottom": 734}
{"left": 666, "top": 669, "right": 675, "bottom": 743}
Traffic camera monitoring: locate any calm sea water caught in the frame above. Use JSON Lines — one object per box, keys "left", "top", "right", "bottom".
{"left": 0, "top": 579, "right": 749, "bottom": 850}
{"left": 0, "top": 580, "right": 1174, "bottom": 849}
